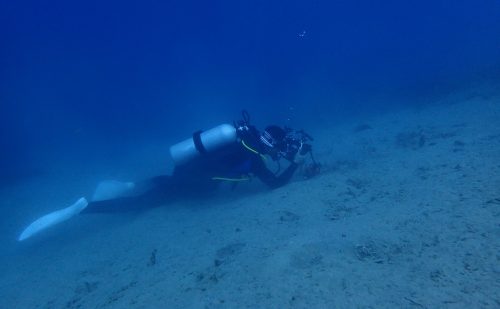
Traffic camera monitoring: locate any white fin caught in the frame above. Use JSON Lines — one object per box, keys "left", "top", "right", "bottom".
{"left": 18, "top": 197, "right": 88, "bottom": 241}
{"left": 92, "top": 180, "right": 135, "bottom": 202}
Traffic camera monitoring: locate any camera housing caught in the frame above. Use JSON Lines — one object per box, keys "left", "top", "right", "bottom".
{"left": 279, "top": 128, "right": 314, "bottom": 161}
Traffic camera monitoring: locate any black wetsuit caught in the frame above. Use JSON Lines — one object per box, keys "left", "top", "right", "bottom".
{"left": 83, "top": 127, "right": 298, "bottom": 213}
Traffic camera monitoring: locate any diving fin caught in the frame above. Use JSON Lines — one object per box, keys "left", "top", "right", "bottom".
{"left": 18, "top": 197, "right": 88, "bottom": 241}
{"left": 92, "top": 180, "right": 135, "bottom": 202}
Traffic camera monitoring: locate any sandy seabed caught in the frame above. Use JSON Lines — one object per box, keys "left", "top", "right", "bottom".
{"left": 1, "top": 92, "right": 499, "bottom": 308}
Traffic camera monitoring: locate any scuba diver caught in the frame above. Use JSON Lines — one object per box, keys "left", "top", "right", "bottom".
{"left": 18, "top": 111, "right": 320, "bottom": 241}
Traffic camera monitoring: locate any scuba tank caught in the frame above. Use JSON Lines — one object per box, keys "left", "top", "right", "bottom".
{"left": 169, "top": 124, "right": 237, "bottom": 166}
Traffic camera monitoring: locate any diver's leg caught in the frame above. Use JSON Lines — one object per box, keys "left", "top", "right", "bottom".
{"left": 82, "top": 175, "right": 176, "bottom": 213}
{"left": 17, "top": 175, "right": 175, "bottom": 241}
{"left": 91, "top": 180, "right": 136, "bottom": 202}
{"left": 90, "top": 176, "right": 172, "bottom": 202}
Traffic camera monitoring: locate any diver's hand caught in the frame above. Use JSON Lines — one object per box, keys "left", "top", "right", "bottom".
{"left": 294, "top": 152, "right": 308, "bottom": 165}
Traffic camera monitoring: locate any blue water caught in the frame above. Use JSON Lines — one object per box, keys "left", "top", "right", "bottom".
{"left": 1, "top": 0, "right": 499, "bottom": 187}
{"left": 1, "top": 1, "right": 500, "bottom": 307}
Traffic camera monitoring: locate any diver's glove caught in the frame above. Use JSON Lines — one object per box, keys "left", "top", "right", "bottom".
{"left": 293, "top": 149, "right": 308, "bottom": 165}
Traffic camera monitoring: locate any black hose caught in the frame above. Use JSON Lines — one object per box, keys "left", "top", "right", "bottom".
{"left": 242, "top": 110, "right": 250, "bottom": 124}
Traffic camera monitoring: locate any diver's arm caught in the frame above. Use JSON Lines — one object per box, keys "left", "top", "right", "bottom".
{"left": 253, "top": 159, "right": 298, "bottom": 189}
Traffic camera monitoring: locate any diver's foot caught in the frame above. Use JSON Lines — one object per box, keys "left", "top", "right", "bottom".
{"left": 18, "top": 197, "right": 88, "bottom": 241}
{"left": 92, "top": 180, "right": 135, "bottom": 202}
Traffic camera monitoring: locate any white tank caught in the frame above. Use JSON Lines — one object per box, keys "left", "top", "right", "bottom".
{"left": 169, "top": 123, "right": 237, "bottom": 166}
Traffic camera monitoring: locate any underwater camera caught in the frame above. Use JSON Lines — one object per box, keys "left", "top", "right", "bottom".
{"left": 280, "top": 127, "right": 313, "bottom": 160}
{"left": 281, "top": 128, "right": 321, "bottom": 178}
